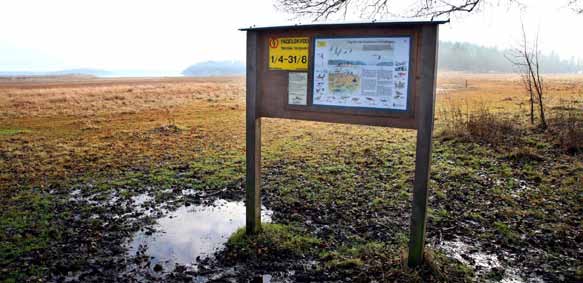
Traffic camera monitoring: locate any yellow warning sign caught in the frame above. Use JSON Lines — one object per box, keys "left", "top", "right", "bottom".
{"left": 268, "top": 37, "right": 309, "bottom": 71}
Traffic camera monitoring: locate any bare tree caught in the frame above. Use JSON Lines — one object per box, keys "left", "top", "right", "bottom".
{"left": 275, "top": 0, "right": 583, "bottom": 20}
{"left": 507, "top": 23, "right": 547, "bottom": 129}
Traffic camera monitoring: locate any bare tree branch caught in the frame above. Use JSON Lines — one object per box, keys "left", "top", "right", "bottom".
{"left": 275, "top": 0, "right": 489, "bottom": 20}
{"left": 505, "top": 44, "right": 535, "bottom": 124}
{"left": 275, "top": 0, "right": 354, "bottom": 21}
{"left": 275, "top": 0, "right": 583, "bottom": 21}
{"left": 412, "top": 0, "right": 481, "bottom": 20}
{"left": 507, "top": 22, "right": 547, "bottom": 129}
{"left": 568, "top": 0, "right": 583, "bottom": 14}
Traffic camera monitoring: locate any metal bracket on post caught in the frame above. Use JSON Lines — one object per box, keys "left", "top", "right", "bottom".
{"left": 407, "top": 24, "right": 439, "bottom": 267}
{"left": 246, "top": 31, "right": 262, "bottom": 235}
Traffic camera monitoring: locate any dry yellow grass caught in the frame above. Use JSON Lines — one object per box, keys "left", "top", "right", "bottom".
{"left": 1, "top": 73, "right": 581, "bottom": 189}
{"left": 436, "top": 73, "right": 583, "bottom": 113}
{"left": 0, "top": 77, "right": 245, "bottom": 188}
{"left": 0, "top": 77, "right": 244, "bottom": 119}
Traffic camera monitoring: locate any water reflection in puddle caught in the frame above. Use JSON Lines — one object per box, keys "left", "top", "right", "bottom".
{"left": 131, "top": 193, "right": 153, "bottom": 206}
{"left": 436, "top": 239, "right": 543, "bottom": 283}
{"left": 128, "top": 199, "right": 273, "bottom": 268}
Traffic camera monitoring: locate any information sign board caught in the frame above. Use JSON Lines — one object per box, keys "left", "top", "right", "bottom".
{"left": 241, "top": 21, "right": 447, "bottom": 268}
{"left": 312, "top": 37, "right": 411, "bottom": 111}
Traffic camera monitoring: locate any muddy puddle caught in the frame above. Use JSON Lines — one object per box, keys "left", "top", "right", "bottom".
{"left": 127, "top": 199, "right": 273, "bottom": 271}
{"left": 435, "top": 238, "right": 544, "bottom": 282}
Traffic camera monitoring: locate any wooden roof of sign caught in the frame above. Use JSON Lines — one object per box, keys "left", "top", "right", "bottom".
{"left": 239, "top": 20, "right": 449, "bottom": 31}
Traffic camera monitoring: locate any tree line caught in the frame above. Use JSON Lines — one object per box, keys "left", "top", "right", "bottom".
{"left": 439, "top": 41, "right": 583, "bottom": 73}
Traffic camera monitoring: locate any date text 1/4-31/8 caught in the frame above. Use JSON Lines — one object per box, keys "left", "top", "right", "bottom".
{"left": 270, "top": 55, "right": 308, "bottom": 64}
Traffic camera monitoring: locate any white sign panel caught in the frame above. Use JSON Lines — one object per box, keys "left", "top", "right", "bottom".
{"left": 312, "top": 37, "right": 411, "bottom": 110}
{"left": 288, "top": 72, "right": 308, "bottom": 105}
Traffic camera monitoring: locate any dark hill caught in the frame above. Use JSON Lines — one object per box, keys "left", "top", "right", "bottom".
{"left": 182, "top": 61, "right": 245, "bottom": 77}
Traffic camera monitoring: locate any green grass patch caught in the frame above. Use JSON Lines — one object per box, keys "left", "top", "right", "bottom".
{"left": 226, "top": 224, "right": 321, "bottom": 259}
{"left": 189, "top": 152, "right": 245, "bottom": 189}
{"left": 0, "top": 128, "right": 27, "bottom": 136}
{"left": 494, "top": 221, "right": 519, "bottom": 243}
{"left": 0, "top": 190, "right": 59, "bottom": 281}
{"left": 319, "top": 242, "right": 386, "bottom": 270}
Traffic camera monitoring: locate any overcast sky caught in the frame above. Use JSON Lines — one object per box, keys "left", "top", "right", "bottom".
{"left": 0, "top": 0, "right": 581, "bottom": 72}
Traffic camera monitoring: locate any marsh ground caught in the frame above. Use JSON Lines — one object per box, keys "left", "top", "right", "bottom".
{"left": 0, "top": 74, "right": 581, "bottom": 282}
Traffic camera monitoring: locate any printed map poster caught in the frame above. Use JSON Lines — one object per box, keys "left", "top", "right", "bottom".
{"left": 312, "top": 37, "right": 411, "bottom": 110}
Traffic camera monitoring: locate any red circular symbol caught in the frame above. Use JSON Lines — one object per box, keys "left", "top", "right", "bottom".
{"left": 269, "top": 38, "right": 279, "bottom": 48}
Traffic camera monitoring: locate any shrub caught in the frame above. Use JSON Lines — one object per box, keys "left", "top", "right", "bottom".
{"left": 548, "top": 106, "right": 583, "bottom": 154}
{"left": 438, "top": 103, "right": 522, "bottom": 146}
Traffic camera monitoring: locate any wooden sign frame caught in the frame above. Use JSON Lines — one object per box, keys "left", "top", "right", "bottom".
{"left": 241, "top": 20, "right": 447, "bottom": 267}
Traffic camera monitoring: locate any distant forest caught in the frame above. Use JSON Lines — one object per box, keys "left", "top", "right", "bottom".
{"left": 180, "top": 42, "right": 583, "bottom": 77}
{"left": 439, "top": 41, "right": 583, "bottom": 73}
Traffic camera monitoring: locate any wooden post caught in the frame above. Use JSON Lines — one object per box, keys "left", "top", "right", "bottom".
{"left": 408, "top": 24, "right": 439, "bottom": 267}
{"left": 246, "top": 31, "right": 262, "bottom": 234}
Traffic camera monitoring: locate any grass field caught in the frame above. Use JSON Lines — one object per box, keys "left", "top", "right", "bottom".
{"left": 0, "top": 74, "right": 581, "bottom": 282}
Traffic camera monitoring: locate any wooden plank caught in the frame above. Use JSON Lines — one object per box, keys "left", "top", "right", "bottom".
{"left": 407, "top": 24, "right": 439, "bottom": 267}
{"left": 246, "top": 31, "right": 262, "bottom": 234}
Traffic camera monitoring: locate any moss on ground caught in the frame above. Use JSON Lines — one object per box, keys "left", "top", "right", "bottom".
{"left": 226, "top": 224, "right": 321, "bottom": 259}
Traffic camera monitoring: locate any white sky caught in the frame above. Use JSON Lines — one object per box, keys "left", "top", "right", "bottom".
{"left": 0, "top": 0, "right": 581, "bottom": 72}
